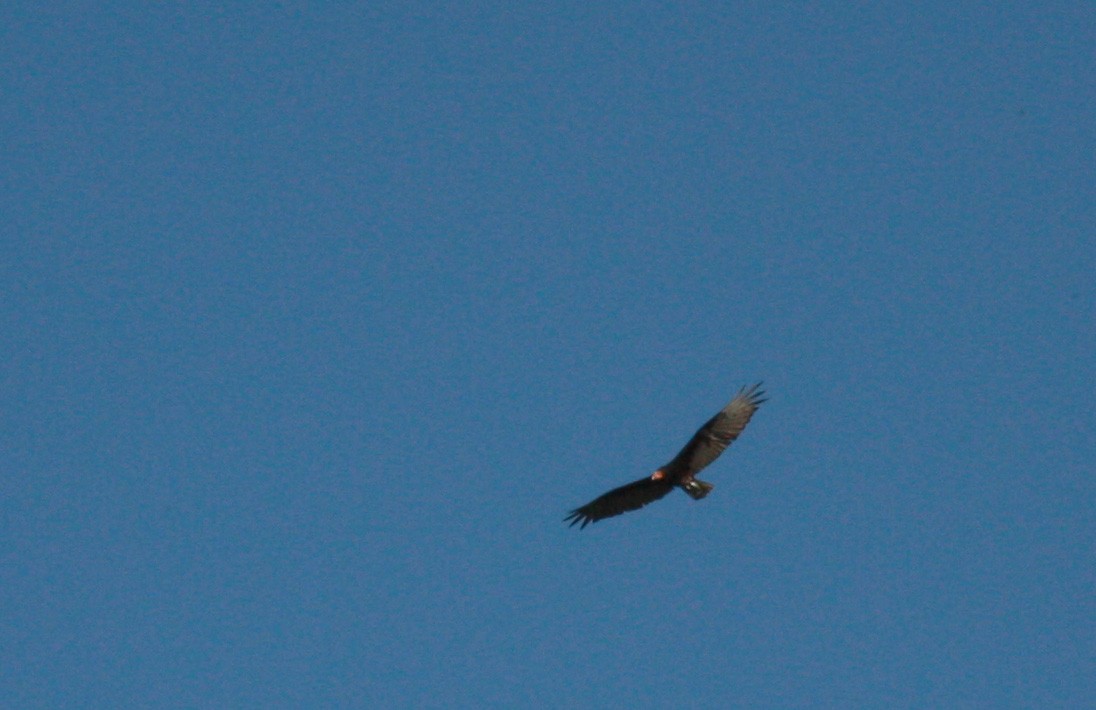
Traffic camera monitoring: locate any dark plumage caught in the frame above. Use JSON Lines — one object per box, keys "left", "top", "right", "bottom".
{"left": 565, "top": 383, "right": 766, "bottom": 529}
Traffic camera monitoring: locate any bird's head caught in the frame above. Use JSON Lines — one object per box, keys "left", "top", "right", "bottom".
{"left": 650, "top": 469, "right": 666, "bottom": 481}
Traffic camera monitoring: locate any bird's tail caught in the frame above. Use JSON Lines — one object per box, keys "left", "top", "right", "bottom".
{"left": 682, "top": 479, "right": 714, "bottom": 500}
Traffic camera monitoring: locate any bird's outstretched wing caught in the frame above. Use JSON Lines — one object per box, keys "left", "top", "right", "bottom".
{"left": 663, "top": 382, "right": 766, "bottom": 476}
{"left": 564, "top": 477, "right": 675, "bottom": 529}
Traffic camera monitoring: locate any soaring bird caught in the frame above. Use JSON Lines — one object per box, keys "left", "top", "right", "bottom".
{"left": 564, "top": 383, "right": 766, "bottom": 529}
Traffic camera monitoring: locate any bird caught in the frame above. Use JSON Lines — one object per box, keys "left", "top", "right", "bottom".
{"left": 564, "top": 382, "right": 766, "bottom": 529}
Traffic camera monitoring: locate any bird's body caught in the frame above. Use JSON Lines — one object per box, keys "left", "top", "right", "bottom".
{"left": 564, "top": 382, "right": 766, "bottom": 529}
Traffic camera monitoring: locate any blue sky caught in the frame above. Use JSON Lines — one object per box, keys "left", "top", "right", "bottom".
{"left": 3, "top": 2, "right": 1093, "bottom": 707}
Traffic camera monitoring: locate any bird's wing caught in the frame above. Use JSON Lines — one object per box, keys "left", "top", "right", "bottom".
{"left": 663, "top": 382, "right": 766, "bottom": 476}
{"left": 564, "top": 477, "right": 675, "bottom": 529}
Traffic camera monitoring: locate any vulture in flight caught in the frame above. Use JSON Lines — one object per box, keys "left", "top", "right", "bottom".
{"left": 565, "top": 382, "right": 766, "bottom": 529}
